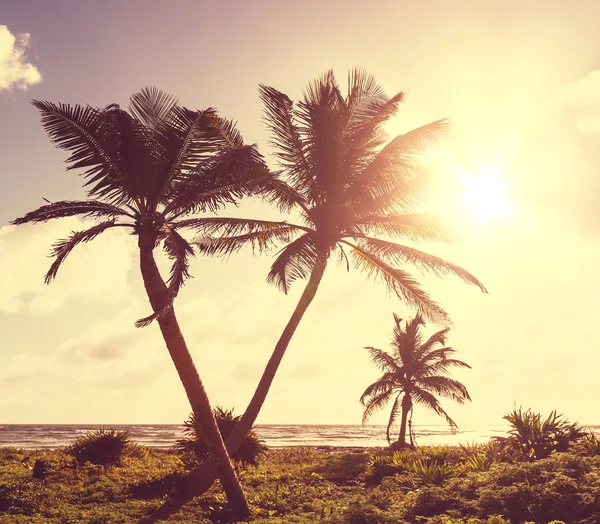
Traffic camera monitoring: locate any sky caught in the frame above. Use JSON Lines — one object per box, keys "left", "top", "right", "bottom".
{"left": 1, "top": 0, "right": 600, "bottom": 430}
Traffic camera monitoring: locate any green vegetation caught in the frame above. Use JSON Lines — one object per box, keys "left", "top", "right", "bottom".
{"left": 0, "top": 412, "right": 598, "bottom": 523}
{"left": 177, "top": 407, "right": 268, "bottom": 469}
{"left": 502, "top": 405, "right": 587, "bottom": 460}
{"left": 65, "top": 428, "right": 133, "bottom": 467}
{"left": 184, "top": 69, "right": 486, "bottom": 499}
{"left": 361, "top": 314, "right": 472, "bottom": 448}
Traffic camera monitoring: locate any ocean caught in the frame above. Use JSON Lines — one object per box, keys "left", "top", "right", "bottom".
{"left": 0, "top": 423, "right": 525, "bottom": 450}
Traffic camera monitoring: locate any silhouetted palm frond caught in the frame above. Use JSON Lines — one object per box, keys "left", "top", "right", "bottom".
{"left": 129, "top": 86, "right": 178, "bottom": 132}
{"left": 45, "top": 219, "right": 124, "bottom": 283}
{"left": 356, "top": 237, "right": 487, "bottom": 292}
{"left": 346, "top": 241, "right": 449, "bottom": 324}
{"left": 353, "top": 214, "right": 453, "bottom": 243}
{"left": 162, "top": 226, "right": 195, "bottom": 297}
{"left": 266, "top": 234, "right": 319, "bottom": 293}
{"left": 11, "top": 200, "right": 131, "bottom": 224}
{"left": 195, "top": 225, "right": 302, "bottom": 258}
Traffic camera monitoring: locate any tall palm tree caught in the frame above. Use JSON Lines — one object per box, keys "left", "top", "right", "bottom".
{"left": 361, "top": 313, "right": 471, "bottom": 448}
{"left": 10, "top": 87, "right": 273, "bottom": 518}
{"left": 179, "top": 69, "right": 486, "bottom": 496}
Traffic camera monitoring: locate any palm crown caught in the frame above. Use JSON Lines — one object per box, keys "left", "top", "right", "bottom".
{"left": 361, "top": 313, "right": 471, "bottom": 444}
{"left": 192, "top": 69, "right": 486, "bottom": 323}
{"left": 12, "top": 87, "right": 273, "bottom": 324}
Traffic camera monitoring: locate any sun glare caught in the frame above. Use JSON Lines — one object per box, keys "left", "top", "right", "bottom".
{"left": 459, "top": 166, "right": 512, "bottom": 224}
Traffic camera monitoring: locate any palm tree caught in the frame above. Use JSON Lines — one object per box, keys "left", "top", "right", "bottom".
{"left": 180, "top": 69, "right": 486, "bottom": 495}
{"left": 10, "top": 87, "right": 273, "bottom": 518}
{"left": 361, "top": 313, "right": 472, "bottom": 448}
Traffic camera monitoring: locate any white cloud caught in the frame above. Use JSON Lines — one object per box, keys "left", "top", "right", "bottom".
{"left": 0, "top": 219, "right": 137, "bottom": 314}
{"left": 0, "top": 25, "right": 41, "bottom": 91}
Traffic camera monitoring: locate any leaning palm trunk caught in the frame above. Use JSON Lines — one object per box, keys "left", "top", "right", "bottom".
{"left": 138, "top": 230, "right": 249, "bottom": 518}
{"left": 178, "top": 260, "right": 326, "bottom": 498}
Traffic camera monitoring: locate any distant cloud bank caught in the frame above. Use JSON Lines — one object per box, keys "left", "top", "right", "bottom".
{"left": 0, "top": 25, "right": 42, "bottom": 91}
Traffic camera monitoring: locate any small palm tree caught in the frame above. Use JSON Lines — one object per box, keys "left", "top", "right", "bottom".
{"left": 178, "top": 407, "right": 267, "bottom": 468}
{"left": 181, "top": 69, "right": 485, "bottom": 495}
{"left": 361, "top": 313, "right": 471, "bottom": 449}
{"left": 11, "top": 87, "right": 271, "bottom": 518}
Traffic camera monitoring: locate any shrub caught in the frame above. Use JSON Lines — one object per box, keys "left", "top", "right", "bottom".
{"left": 412, "top": 458, "right": 459, "bottom": 485}
{"left": 65, "top": 428, "right": 131, "bottom": 467}
{"left": 503, "top": 406, "right": 586, "bottom": 460}
{"left": 365, "top": 454, "right": 399, "bottom": 484}
{"left": 177, "top": 406, "right": 267, "bottom": 468}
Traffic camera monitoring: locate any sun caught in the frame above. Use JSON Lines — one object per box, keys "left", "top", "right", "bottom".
{"left": 459, "top": 166, "right": 512, "bottom": 223}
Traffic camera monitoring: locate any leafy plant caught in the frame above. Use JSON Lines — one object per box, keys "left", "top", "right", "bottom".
{"left": 504, "top": 406, "right": 586, "bottom": 460}
{"left": 580, "top": 432, "right": 600, "bottom": 456}
{"left": 177, "top": 406, "right": 267, "bottom": 468}
{"left": 411, "top": 458, "right": 458, "bottom": 485}
{"left": 421, "top": 445, "right": 451, "bottom": 465}
{"left": 65, "top": 428, "right": 131, "bottom": 467}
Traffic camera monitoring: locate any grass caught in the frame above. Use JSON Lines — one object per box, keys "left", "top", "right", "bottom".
{"left": 0, "top": 440, "right": 599, "bottom": 523}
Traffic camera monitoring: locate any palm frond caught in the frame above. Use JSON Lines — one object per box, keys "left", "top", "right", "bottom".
{"left": 295, "top": 73, "right": 346, "bottom": 205}
{"left": 354, "top": 214, "right": 454, "bottom": 243}
{"left": 386, "top": 395, "right": 401, "bottom": 444}
{"left": 44, "top": 220, "right": 119, "bottom": 283}
{"left": 365, "top": 346, "right": 401, "bottom": 373}
{"left": 12, "top": 200, "right": 131, "bottom": 225}
{"left": 417, "top": 376, "right": 471, "bottom": 404}
{"left": 411, "top": 387, "right": 458, "bottom": 429}
{"left": 158, "top": 107, "right": 222, "bottom": 196}
{"left": 195, "top": 225, "right": 301, "bottom": 258}
{"left": 355, "top": 174, "right": 429, "bottom": 216}
{"left": 32, "top": 101, "right": 132, "bottom": 203}
{"left": 362, "top": 389, "right": 394, "bottom": 424}
{"left": 420, "top": 356, "right": 472, "bottom": 377}
{"left": 174, "top": 216, "right": 308, "bottom": 237}
{"left": 345, "top": 240, "right": 450, "bottom": 325}
{"left": 129, "top": 86, "right": 178, "bottom": 131}
{"left": 259, "top": 175, "right": 311, "bottom": 214}
{"left": 267, "top": 233, "right": 319, "bottom": 293}
{"left": 356, "top": 237, "right": 487, "bottom": 292}
{"left": 346, "top": 68, "right": 388, "bottom": 125}
{"left": 161, "top": 226, "right": 195, "bottom": 298}
{"left": 418, "top": 328, "right": 451, "bottom": 355}
{"left": 359, "top": 376, "right": 395, "bottom": 405}
{"left": 259, "top": 84, "right": 312, "bottom": 196}
{"left": 165, "top": 145, "right": 269, "bottom": 217}
{"left": 216, "top": 117, "right": 244, "bottom": 148}
{"left": 366, "top": 119, "right": 449, "bottom": 176}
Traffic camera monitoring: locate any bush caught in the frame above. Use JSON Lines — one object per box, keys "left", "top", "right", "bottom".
{"left": 65, "top": 428, "right": 131, "bottom": 467}
{"left": 503, "top": 406, "right": 586, "bottom": 460}
{"left": 177, "top": 406, "right": 267, "bottom": 468}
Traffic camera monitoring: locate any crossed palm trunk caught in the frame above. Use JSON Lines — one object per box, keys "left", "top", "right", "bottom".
{"left": 138, "top": 227, "right": 249, "bottom": 516}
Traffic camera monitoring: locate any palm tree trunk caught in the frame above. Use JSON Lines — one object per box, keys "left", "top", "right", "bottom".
{"left": 178, "top": 259, "right": 326, "bottom": 498}
{"left": 138, "top": 229, "right": 249, "bottom": 519}
{"left": 398, "top": 395, "right": 412, "bottom": 448}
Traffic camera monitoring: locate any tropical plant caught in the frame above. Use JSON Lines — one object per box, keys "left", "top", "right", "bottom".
{"left": 181, "top": 68, "right": 486, "bottom": 497}
{"left": 411, "top": 458, "right": 458, "bottom": 485}
{"left": 65, "top": 428, "right": 131, "bottom": 467}
{"left": 361, "top": 313, "right": 472, "bottom": 448}
{"left": 177, "top": 406, "right": 267, "bottom": 468}
{"left": 10, "top": 87, "right": 273, "bottom": 518}
{"left": 503, "top": 406, "right": 586, "bottom": 460}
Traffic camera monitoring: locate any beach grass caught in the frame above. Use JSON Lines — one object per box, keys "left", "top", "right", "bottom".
{"left": 0, "top": 441, "right": 599, "bottom": 523}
